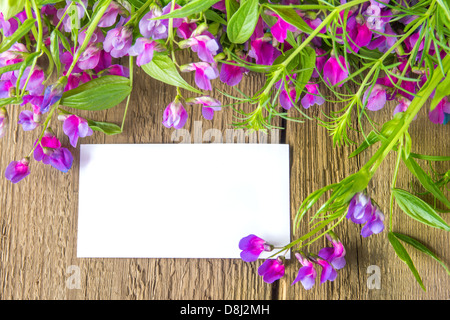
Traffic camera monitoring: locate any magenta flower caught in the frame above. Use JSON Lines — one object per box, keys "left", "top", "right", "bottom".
{"left": 315, "top": 257, "right": 338, "bottom": 284}
{"left": 393, "top": 97, "right": 411, "bottom": 116}
{"left": 33, "top": 131, "right": 73, "bottom": 173}
{"left": 271, "top": 15, "right": 297, "bottom": 43}
{"left": 139, "top": 5, "right": 168, "bottom": 40}
{"left": 0, "top": 107, "right": 7, "bottom": 138}
{"left": 0, "top": 80, "right": 13, "bottom": 98}
{"left": 129, "top": 38, "right": 160, "bottom": 67}
{"left": 62, "top": 114, "right": 93, "bottom": 147}
{"left": 248, "top": 38, "right": 277, "bottom": 66}
{"left": 361, "top": 206, "right": 385, "bottom": 238}
{"left": 180, "top": 62, "right": 219, "bottom": 91}
{"left": 0, "top": 11, "right": 26, "bottom": 37}
{"left": 279, "top": 86, "right": 297, "bottom": 110}
{"left": 318, "top": 232, "right": 346, "bottom": 270}
{"left": 5, "top": 158, "right": 31, "bottom": 183}
{"left": 323, "top": 55, "right": 349, "bottom": 87}
{"left": 179, "top": 34, "right": 219, "bottom": 64}
{"left": 104, "top": 26, "right": 133, "bottom": 58}
{"left": 363, "top": 84, "right": 387, "bottom": 111}
{"left": 346, "top": 15, "right": 372, "bottom": 53}
{"left": 238, "top": 234, "right": 273, "bottom": 262}
{"left": 102, "top": 64, "right": 130, "bottom": 77}
{"left": 77, "top": 43, "right": 102, "bottom": 70}
{"left": 162, "top": 98, "right": 188, "bottom": 129}
{"left": 258, "top": 257, "right": 285, "bottom": 284}
{"left": 301, "top": 82, "right": 325, "bottom": 109}
{"left": 40, "top": 78, "right": 66, "bottom": 113}
{"left": 177, "top": 21, "right": 197, "bottom": 39}
{"left": 292, "top": 253, "right": 317, "bottom": 290}
{"left": 16, "top": 67, "right": 45, "bottom": 96}
{"left": 367, "top": 23, "right": 396, "bottom": 53}
{"left": 96, "top": 1, "right": 121, "bottom": 28}
{"left": 186, "top": 96, "right": 222, "bottom": 120}
{"left": 220, "top": 61, "right": 246, "bottom": 86}
{"left": 78, "top": 28, "right": 105, "bottom": 46}
{"left": 18, "top": 110, "right": 39, "bottom": 131}
{"left": 429, "top": 97, "right": 450, "bottom": 124}
{"left": 0, "top": 43, "right": 27, "bottom": 67}
{"left": 312, "top": 48, "right": 328, "bottom": 78}
{"left": 347, "top": 192, "right": 373, "bottom": 224}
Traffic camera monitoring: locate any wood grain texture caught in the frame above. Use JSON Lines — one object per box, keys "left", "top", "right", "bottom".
{"left": 1, "top": 55, "right": 449, "bottom": 300}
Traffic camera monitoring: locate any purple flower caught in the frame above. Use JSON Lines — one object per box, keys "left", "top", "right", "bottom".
{"left": 78, "top": 28, "right": 105, "bottom": 46}
{"left": 323, "top": 55, "right": 349, "bottom": 87}
{"left": 238, "top": 234, "right": 273, "bottom": 262}
{"left": 179, "top": 34, "right": 219, "bottom": 64}
{"left": 361, "top": 206, "right": 385, "bottom": 237}
{"left": 220, "top": 61, "right": 246, "bottom": 86}
{"left": 292, "top": 253, "right": 317, "bottom": 289}
{"left": 186, "top": 96, "right": 222, "bottom": 121}
{"left": 0, "top": 43, "right": 27, "bottom": 68}
{"left": 363, "top": 84, "right": 387, "bottom": 111}
{"left": 104, "top": 26, "right": 133, "bottom": 58}
{"left": 102, "top": 64, "right": 130, "bottom": 77}
{"left": 40, "top": 78, "right": 67, "bottom": 113}
{"left": 162, "top": 98, "right": 188, "bottom": 129}
{"left": 0, "top": 107, "right": 8, "bottom": 138}
{"left": 18, "top": 110, "right": 39, "bottom": 131}
{"left": 429, "top": 97, "right": 450, "bottom": 124}
{"left": 258, "top": 257, "right": 285, "bottom": 284}
{"left": 248, "top": 38, "right": 277, "bottom": 66}
{"left": 301, "top": 82, "right": 325, "bottom": 109}
{"left": 62, "top": 114, "right": 93, "bottom": 147}
{"left": 57, "top": 0, "right": 88, "bottom": 32}
{"left": 347, "top": 192, "right": 373, "bottom": 224}
{"left": 0, "top": 11, "right": 26, "bottom": 37}
{"left": 96, "top": 1, "right": 121, "bottom": 28}
{"left": 367, "top": 23, "right": 396, "bottom": 53}
{"left": 129, "top": 38, "right": 160, "bottom": 67}
{"left": 318, "top": 232, "right": 346, "bottom": 270}
{"left": 315, "top": 257, "right": 337, "bottom": 284}
{"left": 33, "top": 131, "right": 73, "bottom": 173}
{"left": 5, "top": 158, "right": 31, "bottom": 183}
{"left": 312, "top": 48, "right": 328, "bottom": 78}
{"left": 279, "top": 86, "right": 297, "bottom": 110}
{"left": 139, "top": 5, "right": 168, "bottom": 40}
{"left": 16, "top": 67, "right": 45, "bottom": 96}
{"left": 0, "top": 80, "right": 13, "bottom": 98}
{"left": 346, "top": 15, "right": 372, "bottom": 53}
{"left": 180, "top": 62, "right": 219, "bottom": 91}
{"left": 393, "top": 97, "right": 411, "bottom": 116}
{"left": 270, "top": 15, "right": 297, "bottom": 44}
{"left": 177, "top": 21, "right": 197, "bottom": 39}
{"left": 77, "top": 43, "right": 102, "bottom": 70}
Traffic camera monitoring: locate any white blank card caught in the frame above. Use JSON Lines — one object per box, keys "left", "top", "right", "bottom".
{"left": 77, "top": 144, "right": 291, "bottom": 258}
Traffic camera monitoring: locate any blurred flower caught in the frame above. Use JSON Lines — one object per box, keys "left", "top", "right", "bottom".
{"left": 301, "top": 82, "right": 325, "bottom": 109}
{"left": 363, "top": 84, "right": 387, "bottom": 111}
{"left": 323, "top": 55, "right": 349, "bottom": 87}
{"left": 292, "top": 253, "right": 317, "bottom": 289}
{"left": 5, "top": 158, "right": 31, "bottom": 183}
{"left": 361, "top": 206, "right": 385, "bottom": 237}
{"left": 104, "top": 26, "right": 133, "bottom": 58}
{"left": 279, "top": 86, "right": 298, "bottom": 110}
{"left": 180, "top": 62, "right": 219, "bottom": 91}
{"left": 318, "top": 232, "right": 346, "bottom": 270}
{"left": 238, "top": 234, "right": 273, "bottom": 262}
{"left": 18, "top": 110, "right": 39, "bottom": 131}
{"left": 162, "top": 98, "right": 188, "bottom": 129}
{"left": 186, "top": 96, "right": 222, "bottom": 120}
{"left": 62, "top": 114, "right": 93, "bottom": 147}
{"left": 258, "top": 257, "right": 285, "bottom": 284}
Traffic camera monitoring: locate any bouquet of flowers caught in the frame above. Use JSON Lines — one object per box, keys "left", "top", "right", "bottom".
{"left": 0, "top": 0, "right": 449, "bottom": 291}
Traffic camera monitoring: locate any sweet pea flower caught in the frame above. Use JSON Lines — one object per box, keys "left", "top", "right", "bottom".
{"left": 57, "top": 0, "right": 88, "bottom": 32}
{"left": 0, "top": 107, "right": 8, "bottom": 138}
{"left": 367, "top": 23, "right": 396, "bottom": 53}
{"left": 270, "top": 15, "right": 297, "bottom": 44}
{"left": 179, "top": 34, "right": 219, "bottom": 64}
{"left": 5, "top": 158, "right": 31, "bottom": 183}
{"left": 101, "top": 64, "right": 130, "bottom": 77}
{"left": 180, "top": 62, "right": 219, "bottom": 91}
{"left": 347, "top": 15, "right": 372, "bottom": 53}
{"left": 258, "top": 257, "right": 285, "bottom": 284}
{"left": 33, "top": 130, "right": 73, "bottom": 173}
{"left": 186, "top": 96, "right": 222, "bottom": 120}
{"left": 292, "top": 253, "right": 317, "bottom": 289}
{"left": 0, "top": 11, "right": 27, "bottom": 37}
{"left": 177, "top": 21, "right": 197, "bottom": 39}
{"left": 315, "top": 257, "right": 338, "bottom": 284}
{"left": 78, "top": 28, "right": 105, "bottom": 46}
{"left": 429, "top": 97, "right": 450, "bottom": 125}
{"left": 162, "top": 98, "right": 188, "bottom": 129}
{"left": 279, "top": 86, "right": 298, "bottom": 110}
{"left": 301, "top": 82, "right": 325, "bottom": 109}
{"left": 347, "top": 192, "right": 373, "bottom": 224}
{"left": 161, "top": 3, "right": 183, "bottom": 29}
{"left": 248, "top": 38, "right": 277, "bottom": 66}
{"left": 361, "top": 206, "right": 385, "bottom": 238}
{"left": 0, "top": 80, "right": 13, "bottom": 98}
{"left": 77, "top": 43, "right": 102, "bottom": 70}
{"left": 40, "top": 77, "right": 67, "bottom": 113}
{"left": 103, "top": 26, "right": 133, "bottom": 58}
{"left": 0, "top": 43, "right": 27, "bottom": 68}
{"left": 312, "top": 48, "right": 328, "bottom": 78}
{"left": 318, "top": 232, "right": 346, "bottom": 270}
{"left": 18, "top": 110, "right": 39, "bottom": 131}
{"left": 393, "top": 97, "right": 411, "bottom": 115}
{"left": 96, "top": 1, "right": 121, "bottom": 28}
{"left": 238, "top": 234, "right": 273, "bottom": 262}
{"left": 139, "top": 4, "right": 168, "bottom": 40}
{"left": 62, "top": 114, "right": 93, "bottom": 147}
{"left": 323, "top": 55, "right": 349, "bottom": 87}
{"left": 129, "top": 38, "right": 161, "bottom": 67}
{"left": 220, "top": 61, "right": 246, "bottom": 86}
{"left": 364, "top": 5, "right": 383, "bottom": 31}
{"left": 363, "top": 84, "right": 387, "bottom": 111}
{"left": 16, "top": 67, "right": 45, "bottom": 96}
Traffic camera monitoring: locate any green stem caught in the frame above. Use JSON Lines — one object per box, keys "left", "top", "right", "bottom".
{"left": 390, "top": 141, "right": 403, "bottom": 232}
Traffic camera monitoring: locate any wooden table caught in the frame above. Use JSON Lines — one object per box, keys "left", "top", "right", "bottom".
{"left": 1, "top": 55, "right": 449, "bottom": 300}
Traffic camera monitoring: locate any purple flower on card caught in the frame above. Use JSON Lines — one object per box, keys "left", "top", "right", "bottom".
{"left": 62, "top": 114, "right": 93, "bottom": 147}
{"left": 220, "top": 61, "right": 246, "bottom": 86}
{"left": 0, "top": 107, "right": 7, "bottom": 138}
{"left": 323, "top": 55, "right": 349, "bottom": 87}
{"left": 162, "top": 98, "right": 188, "bottom": 129}
{"left": 318, "top": 232, "right": 346, "bottom": 270}
{"left": 292, "top": 253, "right": 317, "bottom": 289}
{"left": 279, "top": 86, "right": 298, "bottom": 110}
{"left": 179, "top": 34, "right": 219, "bottom": 64}
{"left": 77, "top": 43, "right": 102, "bottom": 70}
{"left": 129, "top": 38, "right": 161, "bottom": 67}
{"left": 429, "top": 97, "right": 450, "bottom": 125}
{"left": 104, "top": 26, "right": 133, "bottom": 58}
{"left": 361, "top": 206, "right": 385, "bottom": 238}
{"left": 258, "top": 257, "right": 285, "bottom": 284}
{"left": 238, "top": 234, "right": 273, "bottom": 262}
{"left": 301, "top": 82, "right": 325, "bottom": 109}
{"left": 363, "top": 84, "right": 387, "bottom": 111}
{"left": 5, "top": 158, "right": 31, "bottom": 183}
{"left": 18, "top": 110, "right": 39, "bottom": 131}
{"left": 139, "top": 5, "right": 168, "bottom": 40}
{"left": 186, "top": 96, "right": 222, "bottom": 121}
{"left": 180, "top": 62, "right": 219, "bottom": 91}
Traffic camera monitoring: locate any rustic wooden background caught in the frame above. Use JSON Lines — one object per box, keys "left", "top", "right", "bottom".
{"left": 1, "top": 52, "right": 449, "bottom": 300}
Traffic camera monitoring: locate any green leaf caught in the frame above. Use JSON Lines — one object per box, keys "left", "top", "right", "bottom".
{"left": 403, "top": 157, "right": 450, "bottom": 209}
{"left": 204, "top": 9, "right": 227, "bottom": 25}
{"left": 227, "top": 0, "right": 260, "bottom": 44}
{"left": 266, "top": 5, "right": 313, "bottom": 35}
{"left": 49, "top": 31, "right": 61, "bottom": 77}
{"left": 388, "top": 232, "right": 426, "bottom": 291}
{"left": 126, "top": 0, "right": 146, "bottom": 9}
{"left": 153, "top": 0, "right": 221, "bottom": 19}
{"left": 60, "top": 76, "right": 132, "bottom": 111}
{"left": 225, "top": 0, "right": 240, "bottom": 22}
{"left": 87, "top": 119, "right": 122, "bottom": 135}
{"left": 392, "top": 232, "right": 450, "bottom": 276}
{"left": 0, "top": 61, "right": 23, "bottom": 75}
{"left": 0, "top": 0, "right": 26, "bottom": 20}
{"left": 403, "top": 131, "right": 412, "bottom": 160}
{"left": 349, "top": 131, "right": 380, "bottom": 158}
{"left": 430, "top": 72, "right": 450, "bottom": 111}
{"left": 0, "top": 97, "right": 22, "bottom": 107}
{"left": 295, "top": 46, "right": 316, "bottom": 97}
{"left": 392, "top": 188, "right": 450, "bottom": 232}
{"left": 0, "top": 18, "right": 36, "bottom": 54}
{"left": 141, "top": 55, "right": 202, "bottom": 94}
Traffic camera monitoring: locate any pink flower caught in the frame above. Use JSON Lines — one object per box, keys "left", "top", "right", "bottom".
{"left": 162, "top": 98, "right": 188, "bottom": 129}
{"left": 179, "top": 34, "right": 219, "bottom": 64}
{"left": 429, "top": 97, "right": 450, "bottom": 125}
{"left": 220, "top": 61, "right": 246, "bottom": 86}
{"left": 323, "top": 55, "right": 349, "bottom": 87}
{"left": 96, "top": 1, "right": 121, "bottom": 28}
{"left": 33, "top": 131, "right": 73, "bottom": 173}
{"left": 77, "top": 43, "right": 102, "bottom": 70}
{"left": 103, "top": 26, "right": 133, "bottom": 58}
{"left": 18, "top": 110, "right": 39, "bottom": 131}
{"left": 363, "top": 84, "right": 387, "bottom": 111}
{"left": 279, "top": 86, "right": 298, "bottom": 110}
{"left": 238, "top": 234, "right": 273, "bottom": 262}
{"left": 139, "top": 5, "right": 168, "bottom": 40}
{"left": 180, "top": 62, "right": 219, "bottom": 91}
{"left": 292, "top": 253, "right": 317, "bottom": 289}
{"left": 186, "top": 96, "right": 221, "bottom": 120}
{"left": 15, "top": 67, "right": 45, "bottom": 96}
{"left": 270, "top": 15, "right": 297, "bottom": 43}
{"left": 248, "top": 38, "right": 277, "bottom": 66}
{"left": 62, "top": 115, "right": 93, "bottom": 147}
{"left": 5, "top": 158, "right": 31, "bottom": 183}
{"left": 301, "top": 82, "right": 325, "bottom": 109}
{"left": 312, "top": 48, "right": 328, "bottom": 78}
{"left": 177, "top": 21, "right": 197, "bottom": 39}
{"left": 56, "top": 0, "right": 88, "bottom": 32}
{"left": 346, "top": 15, "right": 372, "bottom": 53}
{"left": 318, "top": 232, "right": 346, "bottom": 270}
{"left": 258, "top": 257, "right": 285, "bottom": 284}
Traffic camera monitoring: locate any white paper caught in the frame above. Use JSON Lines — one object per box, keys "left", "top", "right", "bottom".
{"left": 77, "top": 144, "right": 291, "bottom": 259}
